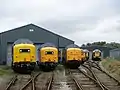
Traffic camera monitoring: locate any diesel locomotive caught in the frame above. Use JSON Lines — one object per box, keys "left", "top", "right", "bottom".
{"left": 64, "top": 44, "right": 84, "bottom": 69}
{"left": 37, "top": 43, "right": 58, "bottom": 71}
{"left": 92, "top": 49, "right": 101, "bottom": 61}
{"left": 83, "top": 49, "right": 89, "bottom": 61}
{"left": 11, "top": 39, "right": 36, "bottom": 73}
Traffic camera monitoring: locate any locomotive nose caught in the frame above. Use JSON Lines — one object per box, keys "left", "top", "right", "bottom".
{"left": 24, "top": 58, "right": 26, "bottom": 61}
{"left": 48, "top": 59, "right": 51, "bottom": 61}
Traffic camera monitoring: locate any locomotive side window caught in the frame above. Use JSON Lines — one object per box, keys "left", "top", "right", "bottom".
{"left": 45, "top": 51, "right": 54, "bottom": 55}
{"left": 19, "top": 49, "right": 30, "bottom": 53}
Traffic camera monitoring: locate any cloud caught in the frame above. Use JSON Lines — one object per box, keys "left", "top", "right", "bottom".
{"left": 67, "top": 28, "right": 120, "bottom": 45}
{"left": 65, "top": 15, "right": 120, "bottom": 45}
{"left": 0, "top": 0, "right": 120, "bottom": 46}
{"left": 38, "top": 16, "right": 99, "bottom": 34}
{"left": 0, "top": 18, "right": 28, "bottom": 32}
{"left": 95, "top": 16, "right": 120, "bottom": 33}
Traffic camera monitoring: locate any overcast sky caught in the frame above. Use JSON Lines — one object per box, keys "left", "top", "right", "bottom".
{"left": 1, "top": 0, "right": 120, "bottom": 45}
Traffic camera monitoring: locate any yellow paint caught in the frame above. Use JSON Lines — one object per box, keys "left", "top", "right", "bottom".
{"left": 13, "top": 44, "right": 36, "bottom": 63}
{"left": 82, "top": 51, "right": 86, "bottom": 61}
{"left": 66, "top": 48, "right": 83, "bottom": 61}
{"left": 93, "top": 51, "right": 101, "bottom": 58}
{"left": 84, "top": 52, "right": 89, "bottom": 60}
{"left": 40, "top": 47, "right": 58, "bottom": 63}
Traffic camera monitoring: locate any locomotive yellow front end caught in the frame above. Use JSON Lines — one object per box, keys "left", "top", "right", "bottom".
{"left": 37, "top": 43, "right": 58, "bottom": 71}
{"left": 65, "top": 48, "right": 83, "bottom": 69}
{"left": 92, "top": 49, "right": 101, "bottom": 61}
{"left": 12, "top": 44, "right": 36, "bottom": 73}
{"left": 81, "top": 49, "right": 86, "bottom": 63}
{"left": 83, "top": 49, "right": 89, "bottom": 61}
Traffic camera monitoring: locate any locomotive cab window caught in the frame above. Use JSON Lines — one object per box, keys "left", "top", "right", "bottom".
{"left": 19, "top": 49, "right": 30, "bottom": 53}
{"left": 45, "top": 51, "right": 54, "bottom": 55}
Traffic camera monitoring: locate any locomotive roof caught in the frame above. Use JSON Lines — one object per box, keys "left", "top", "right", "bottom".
{"left": 83, "top": 49, "right": 89, "bottom": 52}
{"left": 93, "top": 49, "right": 101, "bottom": 52}
{"left": 67, "top": 48, "right": 81, "bottom": 51}
{"left": 38, "top": 43, "right": 56, "bottom": 49}
{"left": 13, "top": 39, "right": 33, "bottom": 45}
{"left": 65, "top": 44, "right": 80, "bottom": 49}
{"left": 14, "top": 44, "right": 35, "bottom": 48}
{"left": 41, "top": 47, "right": 57, "bottom": 50}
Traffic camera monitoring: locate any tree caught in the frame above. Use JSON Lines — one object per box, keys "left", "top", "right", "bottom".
{"left": 81, "top": 44, "right": 85, "bottom": 47}
{"left": 81, "top": 41, "right": 120, "bottom": 48}
{"left": 86, "top": 43, "right": 91, "bottom": 46}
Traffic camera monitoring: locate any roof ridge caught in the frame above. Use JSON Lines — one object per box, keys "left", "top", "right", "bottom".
{"left": 0, "top": 23, "right": 74, "bottom": 42}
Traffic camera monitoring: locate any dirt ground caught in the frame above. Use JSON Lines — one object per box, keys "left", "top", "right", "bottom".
{"left": 52, "top": 65, "right": 73, "bottom": 90}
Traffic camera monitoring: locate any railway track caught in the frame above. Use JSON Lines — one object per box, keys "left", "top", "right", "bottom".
{"left": 68, "top": 69, "right": 84, "bottom": 90}
{"left": 46, "top": 72, "right": 54, "bottom": 90}
{"left": 5, "top": 74, "right": 18, "bottom": 90}
{"left": 82, "top": 60, "right": 120, "bottom": 90}
{"left": 68, "top": 68, "right": 103, "bottom": 90}
{"left": 4, "top": 61, "right": 120, "bottom": 90}
{"left": 19, "top": 72, "right": 41, "bottom": 90}
{"left": 89, "top": 60, "right": 120, "bottom": 84}
{"left": 5, "top": 72, "right": 40, "bottom": 90}
{"left": 5, "top": 72, "right": 54, "bottom": 90}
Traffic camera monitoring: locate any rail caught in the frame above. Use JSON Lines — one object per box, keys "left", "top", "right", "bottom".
{"left": 46, "top": 72, "right": 54, "bottom": 90}
{"left": 82, "top": 63, "right": 110, "bottom": 90}
{"left": 19, "top": 72, "right": 41, "bottom": 90}
{"left": 68, "top": 69, "right": 84, "bottom": 90}
{"left": 89, "top": 60, "right": 120, "bottom": 85}
{"left": 78, "top": 67, "right": 109, "bottom": 90}
{"left": 5, "top": 74, "right": 18, "bottom": 90}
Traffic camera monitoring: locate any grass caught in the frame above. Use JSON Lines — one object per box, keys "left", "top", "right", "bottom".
{"left": 101, "top": 57, "right": 120, "bottom": 80}
{"left": 0, "top": 65, "right": 13, "bottom": 76}
{"left": 115, "top": 57, "right": 120, "bottom": 61}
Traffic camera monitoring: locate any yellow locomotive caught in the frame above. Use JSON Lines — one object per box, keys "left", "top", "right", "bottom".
{"left": 64, "top": 44, "right": 84, "bottom": 69}
{"left": 12, "top": 39, "right": 36, "bottom": 73}
{"left": 83, "top": 49, "right": 89, "bottom": 61}
{"left": 81, "top": 49, "right": 86, "bottom": 63}
{"left": 92, "top": 49, "right": 101, "bottom": 61}
{"left": 37, "top": 43, "right": 58, "bottom": 71}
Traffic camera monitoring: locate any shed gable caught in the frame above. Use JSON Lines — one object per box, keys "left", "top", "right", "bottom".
{"left": 1, "top": 24, "right": 59, "bottom": 44}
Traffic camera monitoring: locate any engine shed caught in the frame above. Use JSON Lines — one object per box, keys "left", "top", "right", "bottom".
{"left": 0, "top": 24, "right": 74, "bottom": 65}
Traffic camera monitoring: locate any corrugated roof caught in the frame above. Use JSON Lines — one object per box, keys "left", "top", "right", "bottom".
{"left": 110, "top": 48, "right": 120, "bottom": 52}
{"left": 0, "top": 23, "right": 74, "bottom": 42}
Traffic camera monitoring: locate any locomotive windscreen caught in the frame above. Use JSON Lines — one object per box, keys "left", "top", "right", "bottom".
{"left": 45, "top": 51, "right": 54, "bottom": 54}
{"left": 19, "top": 49, "right": 30, "bottom": 53}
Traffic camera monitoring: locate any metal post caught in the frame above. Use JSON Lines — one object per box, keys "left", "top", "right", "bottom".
{"left": 58, "top": 37, "right": 59, "bottom": 49}
{"left": 58, "top": 37, "right": 60, "bottom": 63}
{"left": 0, "top": 34, "right": 2, "bottom": 64}
{"left": 60, "top": 49, "right": 63, "bottom": 63}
